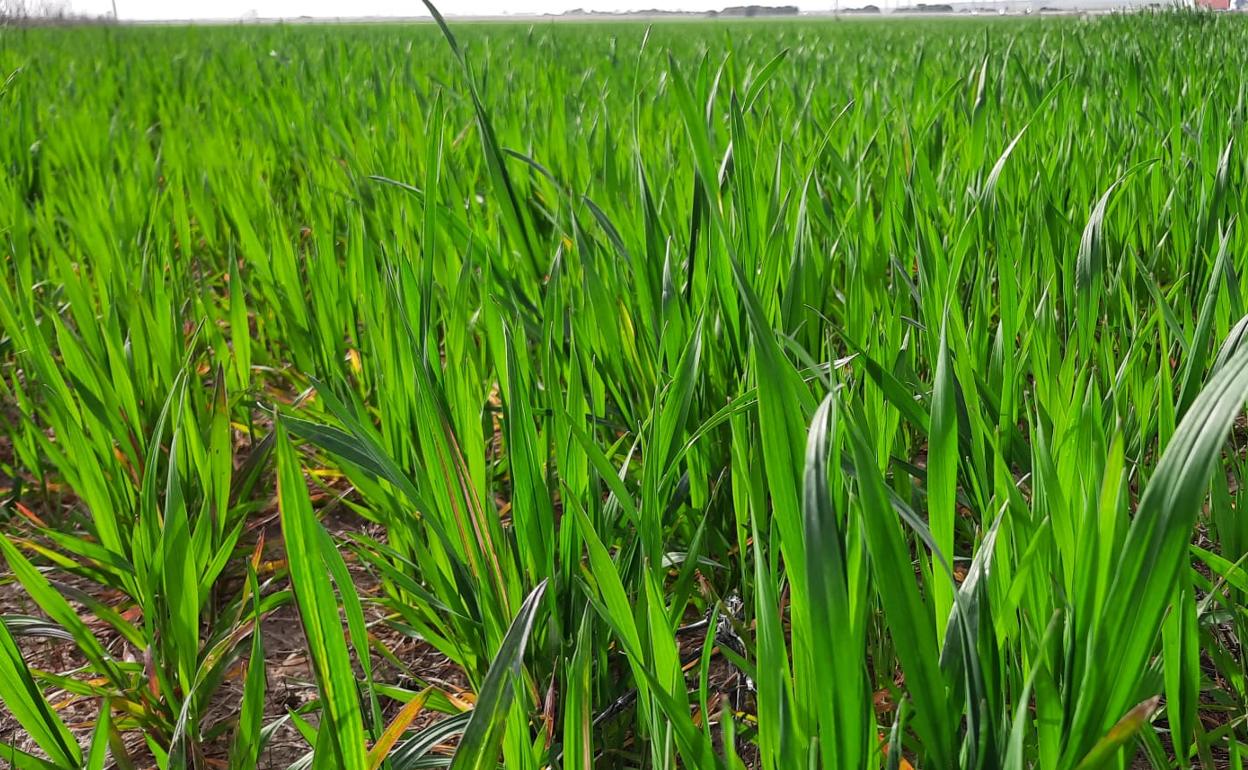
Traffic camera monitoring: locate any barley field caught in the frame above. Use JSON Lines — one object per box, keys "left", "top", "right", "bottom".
{"left": 2, "top": 9, "right": 1248, "bottom": 769}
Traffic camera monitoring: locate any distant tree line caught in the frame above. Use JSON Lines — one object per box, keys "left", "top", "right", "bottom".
{"left": 0, "top": 0, "right": 115, "bottom": 25}
{"left": 707, "top": 5, "right": 800, "bottom": 15}
{"left": 561, "top": 5, "right": 800, "bottom": 17}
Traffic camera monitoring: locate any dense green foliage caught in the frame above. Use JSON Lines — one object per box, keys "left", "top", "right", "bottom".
{"left": 4, "top": 9, "right": 1248, "bottom": 768}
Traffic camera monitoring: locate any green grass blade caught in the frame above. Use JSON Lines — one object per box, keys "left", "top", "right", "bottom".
{"left": 449, "top": 580, "right": 547, "bottom": 770}
{"left": 276, "top": 421, "right": 368, "bottom": 770}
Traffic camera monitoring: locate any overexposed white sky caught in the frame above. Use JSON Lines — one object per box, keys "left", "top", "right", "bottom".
{"left": 68, "top": 0, "right": 847, "bottom": 21}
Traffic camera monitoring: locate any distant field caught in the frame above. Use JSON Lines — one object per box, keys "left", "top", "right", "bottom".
{"left": 2, "top": 10, "right": 1248, "bottom": 769}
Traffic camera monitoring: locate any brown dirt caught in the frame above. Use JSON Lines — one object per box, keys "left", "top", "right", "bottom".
{"left": 0, "top": 505, "right": 463, "bottom": 770}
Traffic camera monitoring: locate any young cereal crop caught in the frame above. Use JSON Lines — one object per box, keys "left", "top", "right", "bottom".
{"left": 2, "top": 7, "right": 1248, "bottom": 769}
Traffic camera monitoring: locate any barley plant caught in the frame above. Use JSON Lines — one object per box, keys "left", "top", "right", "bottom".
{"left": 2, "top": 7, "right": 1248, "bottom": 769}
